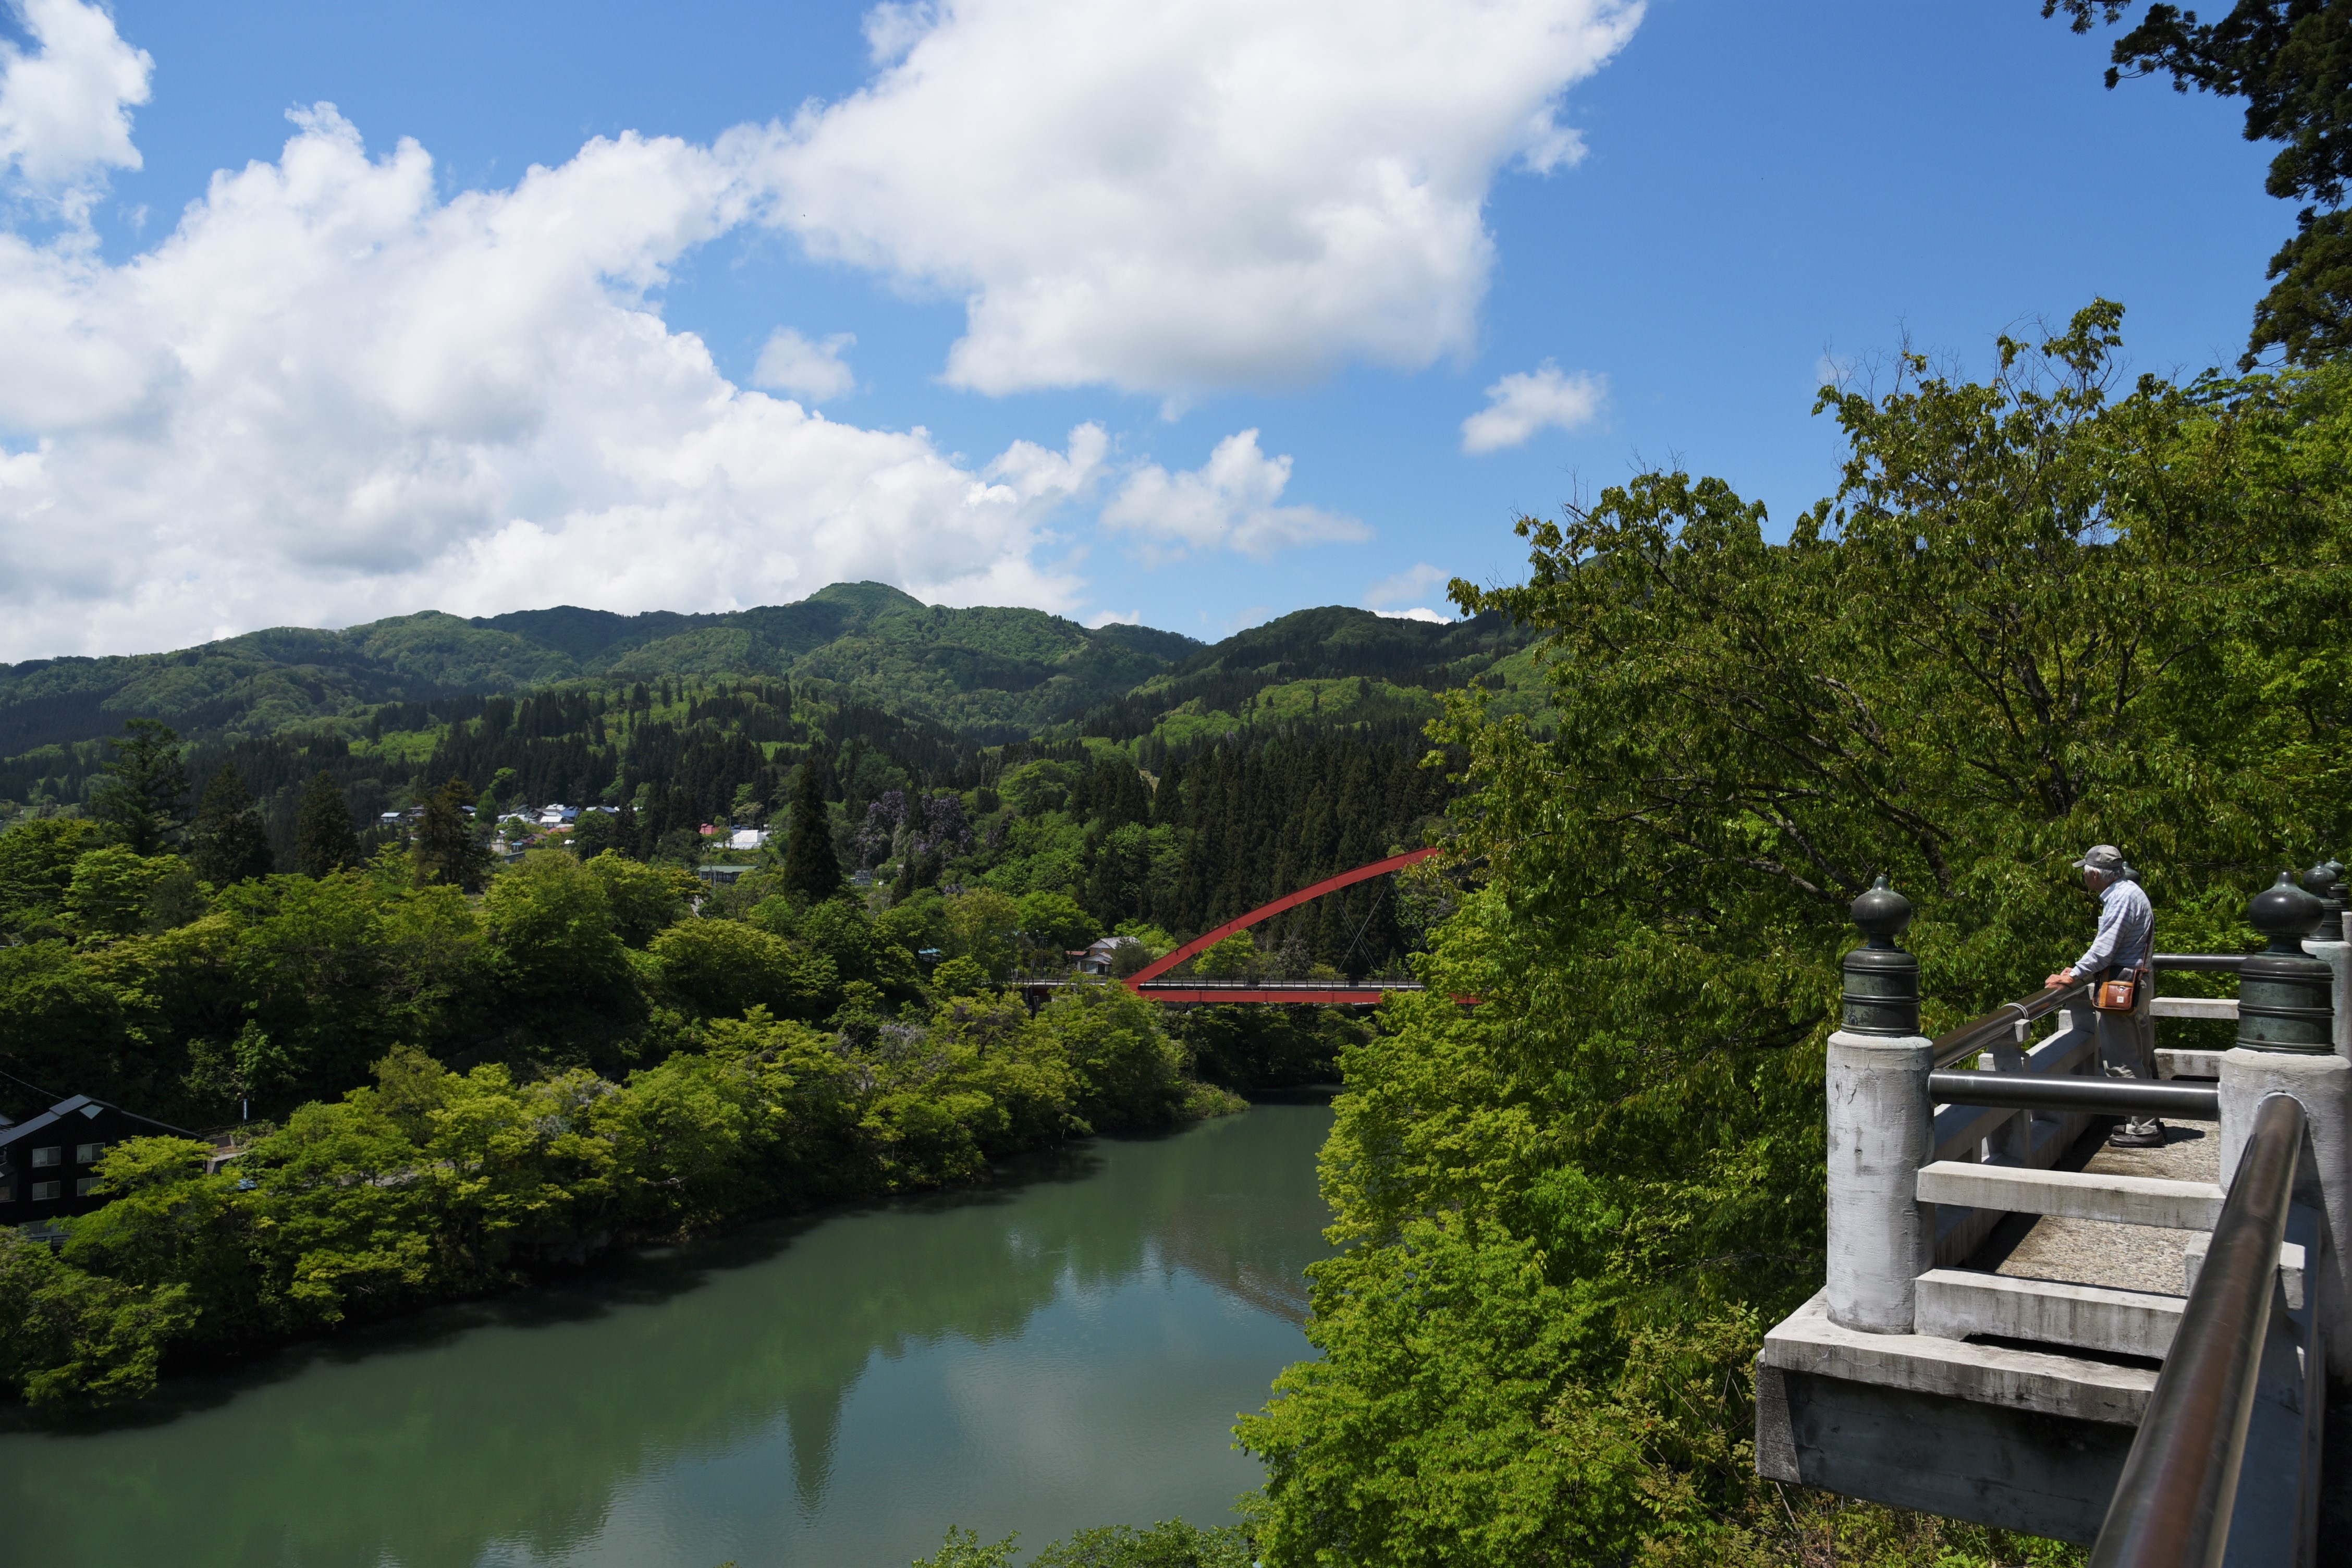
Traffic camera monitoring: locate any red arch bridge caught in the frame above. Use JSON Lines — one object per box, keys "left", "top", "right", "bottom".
{"left": 1016, "top": 848, "right": 1469, "bottom": 1007}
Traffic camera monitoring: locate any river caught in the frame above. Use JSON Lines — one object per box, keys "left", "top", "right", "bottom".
{"left": 0, "top": 1098, "right": 1334, "bottom": 1568}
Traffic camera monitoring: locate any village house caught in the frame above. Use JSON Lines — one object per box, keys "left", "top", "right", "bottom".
{"left": 1, "top": 1094, "right": 204, "bottom": 1227}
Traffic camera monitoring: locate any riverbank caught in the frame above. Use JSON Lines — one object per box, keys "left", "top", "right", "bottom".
{"left": 1, "top": 985, "right": 1245, "bottom": 1411}
{"left": 0, "top": 1099, "right": 1331, "bottom": 1568}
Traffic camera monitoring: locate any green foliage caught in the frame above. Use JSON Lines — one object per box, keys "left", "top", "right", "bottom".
{"left": 189, "top": 763, "right": 276, "bottom": 886}
{"left": 0, "top": 974, "right": 1230, "bottom": 1410}
{"left": 483, "top": 851, "right": 638, "bottom": 1014}
{"left": 1192, "top": 932, "right": 1257, "bottom": 980}
{"left": 2051, "top": 3, "right": 2352, "bottom": 365}
{"left": 1017, "top": 888, "right": 1097, "bottom": 951}
{"left": 0, "top": 815, "right": 103, "bottom": 937}
{"left": 0, "top": 1229, "right": 193, "bottom": 1406}
{"left": 413, "top": 777, "right": 490, "bottom": 890}
{"left": 582, "top": 851, "right": 696, "bottom": 948}
{"left": 945, "top": 887, "right": 1023, "bottom": 978}
{"left": 912, "top": 1526, "right": 1021, "bottom": 1568}
{"left": 1238, "top": 309, "right": 2338, "bottom": 1564}
{"left": 294, "top": 770, "right": 360, "bottom": 876}
{"left": 88, "top": 718, "right": 187, "bottom": 855}
{"left": 652, "top": 917, "right": 838, "bottom": 1022}
{"left": 1027, "top": 1521, "right": 1254, "bottom": 1568}
{"left": 929, "top": 954, "right": 991, "bottom": 998}
{"left": 783, "top": 763, "right": 842, "bottom": 899}
{"left": 62, "top": 846, "right": 183, "bottom": 940}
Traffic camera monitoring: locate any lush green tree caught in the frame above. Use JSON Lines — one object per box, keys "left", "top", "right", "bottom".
{"left": 1016, "top": 889, "right": 1097, "bottom": 953}
{"left": 61, "top": 847, "right": 183, "bottom": 941}
{"left": 482, "top": 852, "right": 636, "bottom": 1014}
{"left": 943, "top": 887, "right": 1023, "bottom": 979}
{"left": 570, "top": 807, "right": 626, "bottom": 861}
{"left": 188, "top": 764, "right": 276, "bottom": 886}
{"left": 293, "top": 771, "right": 360, "bottom": 877}
{"left": 205, "top": 859, "right": 485, "bottom": 1111}
{"left": 782, "top": 763, "right": 842, "bottom": 900}
{"left": 87, "top": 719, "right": 187, "bottom": 856}
{"left": 1024, "top": 1520, "right": 1253, "bottom": 1568}
{"left": 413, "top": 777, "right": 490, "bottom": 891}
{"left": 1237, "top": 308, "right": 2352, "bottom": 1563}
{"left": 2052, "top": 1, "right": 2352, "bottom": 364}
{"left": 0, "top": 816, "right": 104, "bottom": 937}
{"left": 1192, "top": 931, "right": 1257, "bottom": 980}
{"left": 0, "top": 1230, "right": 191, "bottom": 1406}
{"left": 1034, "top": 982, "right": 1187, "bottom": 1131}
{"left": 649, "top": 917, "right": 838, "bottom": 1021}
{"left": 581, "top": 851, "right": 695, "bottom": 947}
{"left": 929, "top": 954, "right": 991, "bottom": 997}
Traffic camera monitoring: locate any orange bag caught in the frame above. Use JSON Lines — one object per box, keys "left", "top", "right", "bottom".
{"left": 2093, "top": 966, "right": 2144, "bottom": 1014}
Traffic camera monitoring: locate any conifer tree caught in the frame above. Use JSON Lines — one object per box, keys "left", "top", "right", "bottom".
{"left": 88, "top": 718, "right": 187, "bottom": 855}
{"left": 413, "top": 777, "right": 491, "bottom": 891}
{"left": 295, "top": 771, "right": 360, "bottom": 876}
{"left": 783, "top": 763, "right": 842, "bottom": 900}
{"left": 189, "top": 764, "right": 276, "bottom": 884}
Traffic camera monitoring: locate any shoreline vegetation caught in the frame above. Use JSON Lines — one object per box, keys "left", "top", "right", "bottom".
{"left": 1, "top": 981, "right": 1244, "bottom": 1408}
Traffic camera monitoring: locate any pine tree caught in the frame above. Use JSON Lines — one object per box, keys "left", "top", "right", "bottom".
{"left": 88, "top": 718, "right": 187, "bottom": 855}
{"left": 295, "top": 770, "right": 360, "bottom": 876}
{"left": 413, "top": 777, "right": 491, "bottom": 891}
{"left": 783, "top": 763, "right": 842, "bottom": 900}
{"left": 190, "top": 764, "right": 276, "bottom": 884}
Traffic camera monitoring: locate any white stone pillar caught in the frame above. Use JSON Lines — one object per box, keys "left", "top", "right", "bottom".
{"left": 2220, "top": 1048, "right": 2352, "bottom": 1381}
{"left": 1826, "top": 1028, "right": 1933, "bottom": 1334}
{"left": 2302, "top": 936, "right": 2352, "bottom": 1061}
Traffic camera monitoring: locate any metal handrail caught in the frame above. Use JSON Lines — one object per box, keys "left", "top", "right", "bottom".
{"left": 2153, "top": 953, "right": 2250, "bottom": 974}
{"left": 1926, "top": 1071, "right": 2220, "bottom": 1120}
{"left": 1931, "top": 981, "right": 2093, "bottom": 1069}
{"left": 2087, "top": 1092, "right": 2306, "bottom": 1568}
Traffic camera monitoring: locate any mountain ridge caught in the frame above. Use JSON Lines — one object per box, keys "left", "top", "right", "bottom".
{"left": 0, "top": 583, "right": 1219, "bottom": 755}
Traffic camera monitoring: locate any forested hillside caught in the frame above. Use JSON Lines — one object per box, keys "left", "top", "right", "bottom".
{"left": 0, "top": 591, "right": 1495, "bottom": 1413}
{"left": 0, "top": 581, "right": 1200, "bottom": 764}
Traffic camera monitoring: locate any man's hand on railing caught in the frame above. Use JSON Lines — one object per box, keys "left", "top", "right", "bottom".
{"left": 2043, "top": 967, "right": 2077, "bottom": 988}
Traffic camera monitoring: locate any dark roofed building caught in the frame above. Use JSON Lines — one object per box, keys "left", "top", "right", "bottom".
{"left": 0, "top": 1095, "right": 201, "bottom": 1227}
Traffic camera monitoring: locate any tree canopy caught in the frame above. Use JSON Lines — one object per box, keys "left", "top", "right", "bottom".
{"left": 1236, "top": 305, "right": 2352, "bottom": 1563}
{"left": 2053, "top": 1, "right": 2352, "bottom": 364}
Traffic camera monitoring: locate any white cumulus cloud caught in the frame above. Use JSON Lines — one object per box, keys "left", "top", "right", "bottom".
{"left": 1100, "top": 430, "right": 1366, "bottom": 562}
{"left": 1362, "top": 561, "right": 1452, "bottom": 622}
{"left": 1460, "top": 360, "right": 1606, "bottom": 452}
{"left": 752, "top": 326, "right": 856, "bottom": 402}
{"left": 0, "top": 0, "right": 150, "bottom": 191}
{"left": 0, "top": 79, "right": 1106, "bottom": 659}
{"left": 767, "top": 0, "right": 1645, "bottom": 395}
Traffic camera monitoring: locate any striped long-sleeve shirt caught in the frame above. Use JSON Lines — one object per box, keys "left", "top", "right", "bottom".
{"left": 2074, "top": 878, "right": 2153, "bottom": 978}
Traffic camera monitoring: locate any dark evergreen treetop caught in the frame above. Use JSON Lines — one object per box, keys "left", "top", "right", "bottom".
{"left": 293, "top": 770, "right": 360, "bottom": 878}
{"left": 783, "top": 762, "right": 842, "bottom": 900}
{"left": 2052, "top": 0, "right": 2352, "bottom": 364}
{"left": 189, "top": 764, "right": 276, "bottom": 885}
{"left": 412, "top": 777, "right": 489, "bottom": 892}
{"left": 87, "top": 718, "right": 186, "bottom": 856}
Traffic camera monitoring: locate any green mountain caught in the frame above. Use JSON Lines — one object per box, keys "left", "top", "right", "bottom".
{"left": 0, "top": 583, "right": 1204, "bottom": 758}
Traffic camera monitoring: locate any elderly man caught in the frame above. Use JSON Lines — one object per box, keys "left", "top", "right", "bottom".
{"left": 2044, "top": 844, "right": 2162, "bottom": 1147}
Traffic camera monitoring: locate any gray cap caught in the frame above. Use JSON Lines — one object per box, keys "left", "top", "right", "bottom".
{"left": 2072, "top": 844, "right": 2126, "bottom": 874}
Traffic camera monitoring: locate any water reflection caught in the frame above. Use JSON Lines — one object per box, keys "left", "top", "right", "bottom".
{"left": 0, "top": 1100, "right": 1333, "bottom": 1568}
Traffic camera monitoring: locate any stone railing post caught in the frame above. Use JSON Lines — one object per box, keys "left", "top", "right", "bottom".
{"left": 1826, "top": 876, "right": 1932, "bottom": 1334}
{"left": 2222, "top": 868, "right": 2352, "bottom": 1380}
{"left": 2300, "top": 858, "right": 2351, "bottom": 1061}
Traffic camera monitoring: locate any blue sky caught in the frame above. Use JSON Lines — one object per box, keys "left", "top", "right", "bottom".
{"left": 0, "top": 0, "right": 2284, "bottom": 657}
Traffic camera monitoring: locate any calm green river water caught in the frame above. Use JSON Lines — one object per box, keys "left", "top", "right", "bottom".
{"left": 0, "top": 1099, "right": 1334, "bottom": 1568}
